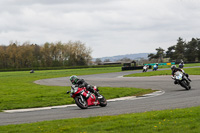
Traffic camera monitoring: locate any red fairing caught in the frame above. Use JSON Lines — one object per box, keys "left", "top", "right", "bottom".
{"left": 71, "top": 87, "right": 86, "bottom": 98}
{"left": 81, "top": 91, "right": 88, "bottom": 97}
{"left": 71, "top": 87, "right": 99, "bottom": 105}
{"left": 87, "top": 94, "right": 99, "bottom": 106}
{"left": 76, "top": 87, "right": 86, "bottom": 94}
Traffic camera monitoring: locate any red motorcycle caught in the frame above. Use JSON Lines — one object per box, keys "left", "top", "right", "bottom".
{"left": 67, "top": 85, "right": 107, "bottom": 109}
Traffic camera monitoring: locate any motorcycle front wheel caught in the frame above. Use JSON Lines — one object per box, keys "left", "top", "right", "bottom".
{"left": 99, "top": 95, "right": 107, "bottom": 107}
{"left": 180, "top": 80, "right": 190, "bottom": 90}
{"left": 75, "top": 96, "right": 88, "bottom": 109}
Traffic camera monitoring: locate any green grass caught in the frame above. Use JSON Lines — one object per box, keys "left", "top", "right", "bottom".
{"left": 1, "top": 64, "right": 200, "bottom": 132}
{"left": 0, "top": 67, "right": 154, "bottom": 111}
{"left": 125, "top": 67, "right": 200, "bottom": 77}
{"left": 152, "top": 63, "right": 200, "bottom": 69}
{"left": 183, "top": 63, "right": 200, "bottom": 67}
{"left": 1, "top": 65, "right": 200, "bottom": 110}
{"left": 0, "top": 106, "right": 199, "bottom": 133}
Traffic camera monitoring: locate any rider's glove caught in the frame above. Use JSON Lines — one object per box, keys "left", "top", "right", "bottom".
{"left": 171, "top": 76, "right": 175, "bottom": 79}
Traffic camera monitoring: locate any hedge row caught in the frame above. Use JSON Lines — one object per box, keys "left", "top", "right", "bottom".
{"left": 0, "top": 64, "right": 122, "bottom": 72}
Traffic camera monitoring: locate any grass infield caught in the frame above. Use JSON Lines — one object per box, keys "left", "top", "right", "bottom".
{"left": 0, "top": 67, "right": 154, "bottom": 111}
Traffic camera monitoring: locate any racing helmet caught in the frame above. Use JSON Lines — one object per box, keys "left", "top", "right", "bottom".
{"left": 171, "top": 65, "right": 176, "bottom": 70}
{"left": 70, "top": 75, "right": 78, "bottom": 85}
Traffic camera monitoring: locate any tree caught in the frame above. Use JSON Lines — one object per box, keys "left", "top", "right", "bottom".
{"left": 6, "top": 42, "right": 18, "bottom": 68}
{"left": 174, "top": 37, "right": 186, "bottom": 62}
{"left": 31, "top": 44, "right": 41, "bottom": 67}
{"left": 148, "top": 53, "right": 157, "bottom": 61}
{"left": 63, "top": 41, "right": 92, "bottom": 66}
{"left": 155, "top": 47, "right": 165, "bottom": 62}
{"left": 16, "top": 42, "right": 37, "bottom": 68}
{"left": 49, "top": 42, "right": 63, "bottom": 67}
{"left": 185, "top": 38, "right": 198, "bottom": 62}
{"left": 196, "top": 38, "right": 200, "bottom": 61}
{"left": 41, "top": 42, "right": 53, "bottom": 67}
{"left": 0, "top": 40, "right": 92, "bottom": 69}
{"left": 166, "top": 45, "right": 176, "bottom": 61}
{"left": 148, "top": 47, "right": 165, "bottom": 62}
{"left": 0, "top": 45, "right": 7, "bottom": 68}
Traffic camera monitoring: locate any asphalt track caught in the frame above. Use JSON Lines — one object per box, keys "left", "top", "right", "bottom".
{"left": 1, "top": 69, "right": 200, "bottom": 125}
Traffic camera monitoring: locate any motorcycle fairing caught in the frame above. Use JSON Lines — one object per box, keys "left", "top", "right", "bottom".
{"left": 87, "top": 94, "right": 100, "bottom": 106}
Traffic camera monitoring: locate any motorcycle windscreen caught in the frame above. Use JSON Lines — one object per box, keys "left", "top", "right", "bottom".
{"left": 175, "top": 72, "right": 182, "bottom": 80}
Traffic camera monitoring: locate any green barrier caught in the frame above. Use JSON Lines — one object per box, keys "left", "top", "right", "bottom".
{"left": 145, "top": 62, "right": 175, "bottom": 66}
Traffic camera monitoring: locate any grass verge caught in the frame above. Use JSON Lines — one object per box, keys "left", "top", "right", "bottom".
{"left": 0, "top": 86, "right": 154, "bottom": 111}
{"left": 0, "top": 106, "right": 199, "bottom": 133}
{"left": 125, "top": 67, "right": 200, "bottom": 77}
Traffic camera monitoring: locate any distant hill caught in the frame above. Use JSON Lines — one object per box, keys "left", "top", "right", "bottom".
{"left": 93, "top": 53, "right": 150, "bottom": 62}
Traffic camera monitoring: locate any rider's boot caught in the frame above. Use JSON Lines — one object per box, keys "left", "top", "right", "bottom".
{"left": 93, "top": 90, "right": 102, "bottom": 99}
{"left": 188, "top": 78, "right": 192, "bottom": 82}
{"left": 185, "top": 74, "right": 192, "bottom": 82}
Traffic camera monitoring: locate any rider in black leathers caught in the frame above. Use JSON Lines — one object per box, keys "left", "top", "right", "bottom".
{"left": 179, "top": 61, "right": 184, "bottom": 68}
{"left": 70, "top": 75, "right": 99, "bottom": 98}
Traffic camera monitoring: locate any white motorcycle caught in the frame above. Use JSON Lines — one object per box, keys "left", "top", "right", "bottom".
{"left": 173, "top": 71, "right": 191, "bottom": 90}
{"left": 143, "top": 66, "right": 148, "bottom": 72}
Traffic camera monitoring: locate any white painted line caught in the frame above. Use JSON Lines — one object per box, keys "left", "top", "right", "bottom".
{"left": 107, "top": 96, "right": 136, "bottom": 102}
{"left": 134, "top": 90, "right": 165, "bottom": 100}
{"left": 3, "top": 90, "right": 165, "bottom": 113}
{"left": 4, "top": 105, "right": 76, "bottom": 113}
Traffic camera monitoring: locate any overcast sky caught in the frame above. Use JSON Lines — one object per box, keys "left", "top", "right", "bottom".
{"left": 0, "top": 0, "right": 200, "bottom": 58}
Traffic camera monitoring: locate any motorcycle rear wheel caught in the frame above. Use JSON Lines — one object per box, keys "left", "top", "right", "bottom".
{"left": 75, "top": 96, "right": 88, "bottom": 109}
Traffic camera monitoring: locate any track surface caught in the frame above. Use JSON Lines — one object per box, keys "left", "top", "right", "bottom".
{"left": 1, "top": 69, "right": 200, "bottom": 125}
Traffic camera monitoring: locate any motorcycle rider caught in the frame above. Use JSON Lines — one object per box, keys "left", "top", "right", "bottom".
{"left": 153, "top": 63, "right": 158, "bottom": 71}
{"left": 69, "top": 75, "right": 100, "bottom": 99}
{"left": 171, "top": 65, "right": 191, "bottom": 84}
{"left": 179, "top": 61, "right": 184, "bottom": 68}
{"left": 143, "top": 65, "right": 149, "bottom": 72}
